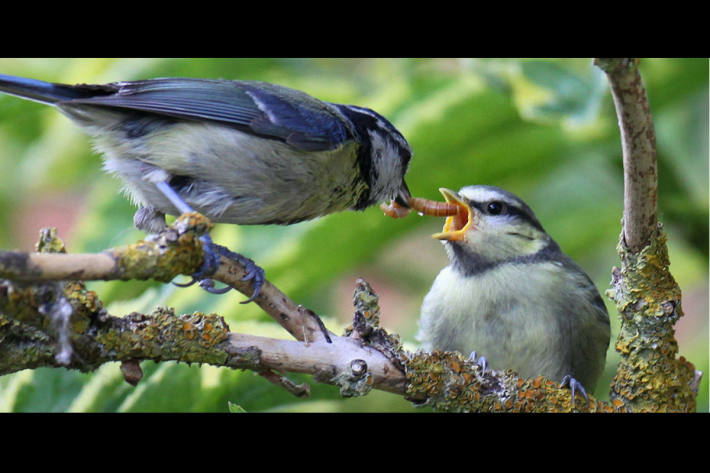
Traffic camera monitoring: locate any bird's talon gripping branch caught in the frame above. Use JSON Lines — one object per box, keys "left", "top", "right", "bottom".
{"left": 172, "top": 233, "right": 234, "bottom": 294}
{"left": 214, "top": 244, "right": 265, "bottom": 303}
{"left": 169, "top": 229, "right": 263, "bottom": 302}
{"left": 172, "top": 278, "right": 199, "bottom": 288}
{"left": 560, "top": 374, "right": 589, "bottom": 405}
{"left": 468, "top": 351, "right": 488, "bottom": 375}
{"left": 198, "top": 279, "right": 232, "bottom": 295}
{"left": 193, "top": 234, "right": 222, "bottom": 279}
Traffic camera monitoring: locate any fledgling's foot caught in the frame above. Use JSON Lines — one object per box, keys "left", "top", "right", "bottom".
{"left": 468, "top": 351, "right": 488, "bottom": 375}
{"left": 560, "top": 374, "right": 589, "bottom": 406}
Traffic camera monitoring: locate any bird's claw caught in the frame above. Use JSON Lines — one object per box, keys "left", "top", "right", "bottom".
{"left": 214, "top": 244, "right": 264, "bottom": 303}
{"left": 173, "top": 278, "right": 199, "bottom": 288}
{"left": 172, "top": 235, "right": 264, "bottom": 303}
{"left": 193, "top": 234, "right": 221, "bottom": 280}
{"left": 468, "top": 351, "right": 488, "bottom": 375}
{"left": 198, "top": 279, "right": 232, "bottom": 294}
{"left": 172, "top": 234, "right": 230, "bottom": 292}
{"left": 560, "top": 375, "right": 589, "bottom": 406}
{"left": 238, "top": 264, "right": 264, "bottom": 303}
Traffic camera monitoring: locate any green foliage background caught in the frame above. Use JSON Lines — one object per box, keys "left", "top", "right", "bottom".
{"left": 0, "top": 58, "right": 707, "bottom": 412}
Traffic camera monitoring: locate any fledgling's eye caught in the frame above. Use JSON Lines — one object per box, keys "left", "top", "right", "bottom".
{"left": 486, "top": 201, "right": 505, "bottom": 215}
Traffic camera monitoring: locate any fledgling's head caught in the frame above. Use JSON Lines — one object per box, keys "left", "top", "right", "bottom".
{"left": 432, "top": 185, "right": 557, "bottom": 268}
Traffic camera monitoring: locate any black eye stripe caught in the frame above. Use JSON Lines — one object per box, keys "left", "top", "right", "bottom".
{"left": 471, "top": 200, "right": 512, "bottom": 215}
{"left": 469, "top": 199, "right": 545, "bottom": 232}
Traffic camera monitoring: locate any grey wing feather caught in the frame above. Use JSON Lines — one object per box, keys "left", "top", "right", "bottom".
{"left": 62, "top": 78, "right": 351, "bottom": 151}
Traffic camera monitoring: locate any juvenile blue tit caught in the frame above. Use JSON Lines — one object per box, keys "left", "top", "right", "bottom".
{"left": 0, "top": 74, "right": 413, "bottom": 299}
{"left": 417, "top": 185, "right": 610, "bottom": 401}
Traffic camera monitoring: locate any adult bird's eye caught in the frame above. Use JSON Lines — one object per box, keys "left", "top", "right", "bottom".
{"left": 486, "top": 201, "right": 505, "bottom": 215}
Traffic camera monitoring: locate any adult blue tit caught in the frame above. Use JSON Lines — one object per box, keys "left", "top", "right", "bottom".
{"left": 0, "top": 74, "right": 413, "bottom": 300}
{"left": 417, "top": 185, "right": 610, "bottom": 402}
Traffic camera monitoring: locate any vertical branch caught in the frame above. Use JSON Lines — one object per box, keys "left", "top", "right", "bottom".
{"left": 596, "top": 58, "right": 699, "bottom": 412}
{"left": 594, "top": 58, "right": 658, "bottom": 252}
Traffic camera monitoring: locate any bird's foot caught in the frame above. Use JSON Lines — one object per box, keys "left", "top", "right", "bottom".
{"left": 172, "top": 233, "right": 222, "bottom": 290}
{"left": 560, "top": 375, "right": 589, "bottom": 406}
{"left": 468, "top": 351, "right": 489, "bottom": 375}
{"left": 173, "top": 234, "right": 265, "bottom": 303}
{"left": 213, "top": 243, "right": 265, "bottom": 303}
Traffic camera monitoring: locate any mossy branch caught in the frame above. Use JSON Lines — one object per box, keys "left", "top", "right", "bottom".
{"left": 595, "top": 58, "right": 701, "bottom": 412}
{"left": 0, "top": 213, "right": 330, "bottom": 344}
{"left": 0, "top": 234, "right": 625, "bottom": 411}
{"left": 0, "top": 225, "right": 405, "bottom": 395}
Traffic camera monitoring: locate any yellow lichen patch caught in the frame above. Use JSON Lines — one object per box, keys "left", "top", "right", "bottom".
{"left": 35, "top": 228, "right": 67, "bottom": 254}
{"left": 111, "top": 213, "right": 214, "bottom": 283}
{"left": 607, "top": 226, "right": 697, "bottom": 412}
{"left": 449, "top": 360, "right": 461, "bottom": 374}
{"left": 173, "top": 212, "right": 214, "bottom": 236}
{"left": 404, "top": 350, "right": 618, "bottom": 412}
{"left": 95, "top": 308, "right": 230, "bottom": 366}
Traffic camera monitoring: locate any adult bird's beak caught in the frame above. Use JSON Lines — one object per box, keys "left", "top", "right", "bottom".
{"left": 394, "top": 181, "right": 412, "bottom": 208}
{"left": 431, "top": 188, "right": 474, "bottom": 241}
{"left": 379, "top": 181, "right": 413, "bottom": 218}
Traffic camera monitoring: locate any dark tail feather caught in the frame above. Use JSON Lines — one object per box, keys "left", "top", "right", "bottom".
{"left": 0, "top": 74, "right": 110, "bottom": 105}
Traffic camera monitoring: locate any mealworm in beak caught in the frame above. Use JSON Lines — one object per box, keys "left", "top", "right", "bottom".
{"left": 381, "top": 197, "right": 459, "bottom": 219}
{"left": 409, "top": 197, "right": 459, "bottom": 217}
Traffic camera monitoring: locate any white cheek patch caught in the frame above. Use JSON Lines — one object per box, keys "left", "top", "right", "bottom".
{"left": 367, "top": 129, "right": 403, "bottom": 200}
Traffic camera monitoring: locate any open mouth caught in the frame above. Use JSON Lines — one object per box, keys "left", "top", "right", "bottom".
{"left": 431, "top": 188, "right": 474, "bottom": 241}
{"left": 379, "top": 188, "right": 473, "bottom": 241}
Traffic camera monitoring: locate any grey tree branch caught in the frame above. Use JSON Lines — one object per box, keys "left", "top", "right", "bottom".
{"left": 594, "top": 58, "right": 658, "bottom": 253}
{"left": 595, "top": 58, "right": 699, "bottom": 412}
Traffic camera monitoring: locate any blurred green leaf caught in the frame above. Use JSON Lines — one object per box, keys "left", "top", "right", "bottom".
{"left": 518, "top": 60, "right": 606, "bottom": 126}
{"left": 227, "top": 401, "right": 247, "bottom": 413}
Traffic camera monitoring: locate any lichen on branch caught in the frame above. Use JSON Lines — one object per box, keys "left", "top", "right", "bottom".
{"left": 595, "top": 58, "right": 700, "bottom": 412}
{"left": 606, "top": 224, "right": 698, "bottom": 412}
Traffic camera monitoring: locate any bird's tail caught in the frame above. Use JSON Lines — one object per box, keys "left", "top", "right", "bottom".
{"left": 0, "top": 73, "right": 103, "bottom": 105}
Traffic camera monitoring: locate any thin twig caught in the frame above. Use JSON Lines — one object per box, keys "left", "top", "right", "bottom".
{"left": 258, "top": 370, "right": 311, "bottom": 397}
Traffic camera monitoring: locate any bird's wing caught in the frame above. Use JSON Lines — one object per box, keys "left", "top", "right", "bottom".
{"left": 62, "top": 78, "right": 351, "bottom": 151}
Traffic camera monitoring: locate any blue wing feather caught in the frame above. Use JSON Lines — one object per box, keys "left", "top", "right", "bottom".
{"left": 63, "top": 78, "right": 351, "bottom": 151}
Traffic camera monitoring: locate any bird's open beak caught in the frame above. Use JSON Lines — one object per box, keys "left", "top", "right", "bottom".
{"left": 431, "top": 188, "right": 474, "bottom": 241}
